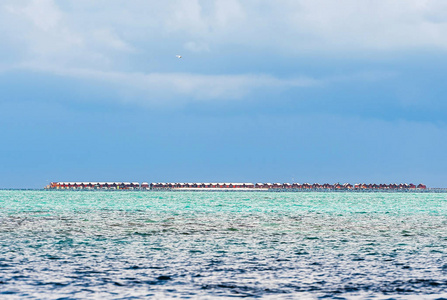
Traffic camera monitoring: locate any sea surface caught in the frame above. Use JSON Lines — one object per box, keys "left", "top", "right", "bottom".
{"left": 0, "top": 191, "right": 446, "bottom": 299}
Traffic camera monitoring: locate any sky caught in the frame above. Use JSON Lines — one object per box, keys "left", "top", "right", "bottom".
{"left": 1, "top": 0, "right": 447, "bottom": 188}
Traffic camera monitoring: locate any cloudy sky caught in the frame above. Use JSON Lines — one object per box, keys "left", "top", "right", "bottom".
{"left": 1, "top": 0, "right": 447, "bottom": 188}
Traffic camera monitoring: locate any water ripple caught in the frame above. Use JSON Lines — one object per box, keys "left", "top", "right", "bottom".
{"left": 0, "top": 191, "right": 446, "bottom": 299}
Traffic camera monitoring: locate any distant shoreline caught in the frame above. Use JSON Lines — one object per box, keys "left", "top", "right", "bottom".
{"left": 2, "top": 188, "right": 447, "bottom": 193}
{"left": 45, "top": 182, "right": 432, "bottom": 191}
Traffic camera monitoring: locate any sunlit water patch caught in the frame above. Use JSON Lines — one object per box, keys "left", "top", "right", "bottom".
{"left": 0, "top": 191, "right": 446, "bottom": 299}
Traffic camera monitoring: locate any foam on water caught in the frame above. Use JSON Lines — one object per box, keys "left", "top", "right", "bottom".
{"left": 0, "top": 191, "right": 446, "bottom": 299}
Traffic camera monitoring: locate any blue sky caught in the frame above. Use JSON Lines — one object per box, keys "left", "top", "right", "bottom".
{"left": 1, "top": 0, "right": 447, "bottom": 188}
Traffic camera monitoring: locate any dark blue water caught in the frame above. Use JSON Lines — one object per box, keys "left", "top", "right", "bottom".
{"left": 0, "top": 191, "right": 446, "bottom": 299}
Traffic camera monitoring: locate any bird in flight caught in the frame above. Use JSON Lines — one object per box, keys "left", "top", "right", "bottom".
{"left": 176, "top": 55, "right": 182, "bottom": 59}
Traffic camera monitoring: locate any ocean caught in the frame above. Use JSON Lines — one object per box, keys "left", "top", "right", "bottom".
{"left": 0, "top": 190, "right": 446, "bottom": 299}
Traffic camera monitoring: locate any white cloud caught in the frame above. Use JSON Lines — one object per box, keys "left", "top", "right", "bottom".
{"left": 11, "top": 61, "right": 394, "bottom": 106}
{"left": 6, "top": 0, "right": 61, "bottom": 31}
{"left": 4, "top": 0, "right": 447, "bottom": 66}
{"left": 0, "top": 0, "right": 445, "bottom": 105}
{"left": 183, "top": 41, "right": 210, "bottom": 53}
{"left": 2, "top": 0, "right": 134, "bottom": 68}
{"left": 91, "top": 29, "right": 136, "bottom": 53}
{"left": 285, "top": 0, "right": 447, "bottom": 51}
{"left": 14, "top": 62, "right": 318, "bottom": 105}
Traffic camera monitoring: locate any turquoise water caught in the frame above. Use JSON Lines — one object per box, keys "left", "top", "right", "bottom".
{"left": 0, "top": 191, "right": 446, "bottom": 299}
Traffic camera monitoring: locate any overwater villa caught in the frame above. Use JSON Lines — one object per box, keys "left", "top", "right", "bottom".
{"left": 46, "top": 182, "right": 427, "bottom": 191}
